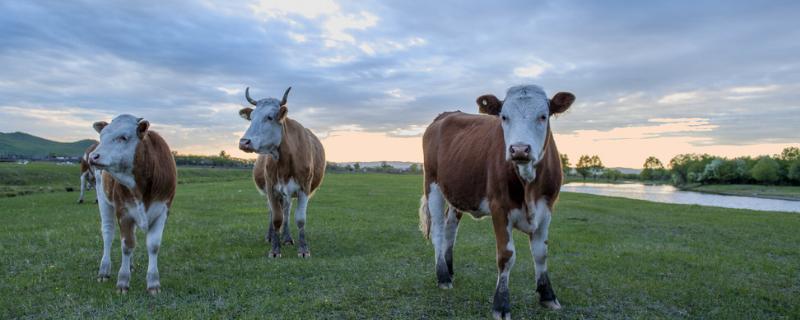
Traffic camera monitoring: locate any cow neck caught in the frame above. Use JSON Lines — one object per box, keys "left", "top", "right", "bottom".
{"left": 270, "top": 118, "right": 294, "bottom": 180}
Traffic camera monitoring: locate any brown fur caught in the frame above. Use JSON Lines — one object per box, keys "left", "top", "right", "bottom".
{"left": 252, "top": 118, "right": 325, "bottom": 196}
{"left": 80, "top": 142, "right": 99, "bottom": 174}
{"left": 102, "top": 130, "right": 177, "bottom": 245}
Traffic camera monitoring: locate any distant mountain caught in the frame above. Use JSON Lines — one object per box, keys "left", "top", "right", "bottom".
{"left": 334, "top": 161, "right": 420, "bottom": 170}
{"left": 0, "top": 132, "right": 97, "bottom": 158}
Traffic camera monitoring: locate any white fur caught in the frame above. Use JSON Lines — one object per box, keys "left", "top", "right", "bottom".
{"left": 273, "top": 178, "right": 300, "bottom": 198}
{"left": 529, "top": 198, "right": 552, "bottom": 282}
{"left": 241, "top": 97, "right": 284, "bottom": 159}
{"left": 145, "top": 202, "right": 168, "bottom": 291}
{"left": 499, "top": 85, "right": 550, "bottom": 164}
{"left": 89, "top": 114, "right": 142, "bottom": 186}
{"left": 95, "top": 172, "right": 115, "bottom": 281}
{"left": 427, "top": 183, "right": 447, "bottom": 267}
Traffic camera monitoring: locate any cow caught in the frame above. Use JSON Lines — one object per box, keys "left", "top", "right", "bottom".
{"left": 238, "top": 86, "right": 325, "bottom": 258}
{"left": 78, "top": 142, "right": 99, "bottom": 204}
{"left": 88, "top": 114, "right": 177, "bottom": 295}
{"left": 419, "top": 85, "right": 574, "bottom": 319}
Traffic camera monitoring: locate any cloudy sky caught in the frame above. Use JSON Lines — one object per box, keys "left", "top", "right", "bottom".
{"left": 1, "top": 0, "right": 798, "bottom": 167}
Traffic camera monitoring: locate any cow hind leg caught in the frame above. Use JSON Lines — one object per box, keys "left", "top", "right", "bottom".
{"left": 146, "top": 205, "right": 168, "bottom": 295}
{"left": 427, "top": 183, "right": 451, "bottom": 288}
{"left": 492, "top": 213, "right": 516, "bottom": 320}
{"left": 531, "top": 202, "right": 560, "bottom": 309}
{"left": 281, "top": 199, "right": 294, "bottom": 245}
{"left": 265, "top": 197, "right": 275, "bottom": 243}
{"left": 267, "top": 193, "right": 285, "bottom": 258}
{"left": 295, "top": 191, "right": 310, "bottom": 258}
{"left": 116, "top": 216, "right": 136, "bottom": 294}
{"left": 444, "top": 207, "right": 462, "bottom": 280}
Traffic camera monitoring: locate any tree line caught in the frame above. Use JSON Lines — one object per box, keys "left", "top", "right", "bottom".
{"left": 560, "top": 146, "right": 800, "bottom": 186}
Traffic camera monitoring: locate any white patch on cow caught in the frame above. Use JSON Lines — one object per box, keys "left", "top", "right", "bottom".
{"left": 465, "top": 198, "right": 492, "bottom": 219}
{"left": 89, "top": 115, "right": 142, "bottom": 188}
{"left": 427, "top": 183, "right": 447, "bottom": 265}
{"left": 241, "top": 97, "right": 284, "bottom": 159}
{"left": 273, "top": 178, "right": 301, "bottom": 198}
{"left": 498, "top": 85, "right": 550, "bottom": 164}
{"left": 529, "top": 197, "right": 552, "bottom": 282}
{"left": 145, "top": 202, "right": 168, "bottom": 291}
{"left": 516, "top": 162, "right": 536, "bottom": 183}
{"left": 96, "top": 172, "right": 115, "bottom": 281}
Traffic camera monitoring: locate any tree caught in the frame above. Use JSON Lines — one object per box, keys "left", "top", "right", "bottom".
{"left": 219, "top": 150, "right": 230, "bottom": 159}
{"left": 788, "top": 160, "right": 800, "bottom": 183}
{"left": 751, "top": 157, "right": 780, "bottom": 184}
{"left": 641, "top": 156, "right": 666, "bottom": 181}
{"left": 576, "top": 155, "right": 592, "bottom": 180}
{"left": 780, "top": 147, "right": 800, "bottom": 161}
{"left": 560, "top": 153, "right": 570, "bottom": 176}
{"left": 353, "top": 162, "right": 361, "bottom": 171}
{"left": 589, "top": 155, "right": 604, "bottom": 179}
{"left": 408, "top": 163, "right": 420, "bottom": 173}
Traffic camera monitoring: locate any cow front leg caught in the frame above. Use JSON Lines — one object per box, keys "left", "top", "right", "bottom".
{"left": 530, "top": 201, "right": 560, "bottom": 309}
{"left": 78, "top": 172, "right": 87, "bottom": 203}
{"left": 444, "top": 207, "right": 462, "bottom": 280}
{"left": 492, "top": 213, "right": 516, "bottom": 320}
{"left": 267, "top": 192, "right": 284, "bottom": 258}
{"left": 295, "top": 191, "right": 310, "bottom": 257}
{"left": 427, "top": 183, "right": 451, "bottom": 288}
{"left": 281, "top": 199, "right": 294, "bottom": 245}
{"left": 145, "top": 206, "right": 168, "bottom": 295}
{"left": 96, "top": 196, "right": 115, "bottom": 282}
{"left": 116, "top": 216, "right": 136, "bottom": 294}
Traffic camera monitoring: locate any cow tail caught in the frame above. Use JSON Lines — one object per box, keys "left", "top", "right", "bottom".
{"left": 418, "top": 194, "right": 431, "bottom": 239}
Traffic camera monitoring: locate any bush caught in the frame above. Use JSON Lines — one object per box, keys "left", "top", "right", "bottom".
{"left": 750, "top": 157, "right": 780, "bottom": 184}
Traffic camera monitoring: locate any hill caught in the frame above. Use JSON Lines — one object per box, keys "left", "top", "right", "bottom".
{"left": 0, "top": 132, "right": 97, "bottom": 158}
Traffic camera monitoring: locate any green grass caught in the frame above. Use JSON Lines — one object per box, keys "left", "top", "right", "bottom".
{"left": 683, "top": 184, "right": 800, "bottom": 201}
{"left": 1, "top": 172, "right": 799, "bottom": 319}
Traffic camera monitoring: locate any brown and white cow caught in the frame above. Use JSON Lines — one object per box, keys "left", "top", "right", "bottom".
{"left": 238, "top": 87, "right": 325, "bottom": 258}
{"left": 77, "top": 142, "right": 98, "bottom": 204}
{"left": 419, "top": 85, "right": 574, "bottom": 319}
{"left": 88, "top": 114, "right": 177, "bottom": 295}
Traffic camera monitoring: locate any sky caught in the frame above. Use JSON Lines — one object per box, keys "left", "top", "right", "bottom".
{"left": 0, "top": 0, "right": 798, "bottom": 168}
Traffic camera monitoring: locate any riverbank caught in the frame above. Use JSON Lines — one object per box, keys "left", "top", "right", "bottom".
{"left": 680, "top": 184, "right": 800, "bottom": 201}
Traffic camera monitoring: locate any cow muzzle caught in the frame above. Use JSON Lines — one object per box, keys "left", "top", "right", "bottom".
{"left": 239, "top": 138, "right": 256, "bottom": 153}
{"left": 87, "top": 152, "right": 103, "bottom": 167}
{"left": 509, "top": 144, "right": 532, "bottom": 163}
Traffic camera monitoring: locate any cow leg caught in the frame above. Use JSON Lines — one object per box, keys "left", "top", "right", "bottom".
{"left": 78, "top": 172, "right": 87, "bottom": 203}
{"left": 295, "top": 191, "right": 310, "bottom": 258}
{"left": 265, "top": 197, "right": 275, "bottom": 243}
{"left": 281, "top": 199, "right": 294, "bottom": 245}
{"left": 145, "top": 206, "right": 168, "bottom": 295}
{"left": 530, "top": 200, "right": 560, "bottom": 309}
{"left": 267, "top": 192, "right": 284, "bottom": 258}
{"left": 116, "top": 215, "right": 136, "bottom": 294}
{"left": 492, "top": 212, "right": 516, "bottom": 320}
{"left": 96, "top": 190, "right": 115, "bottom": 282}
{"left": 444, "top": 207, "right": 462, "bottom": 280}
{"left": 427, "top": 183, "right": 451, "bottom": 288}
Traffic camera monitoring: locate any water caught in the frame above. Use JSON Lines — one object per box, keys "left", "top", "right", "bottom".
{"left": 561, "top": 182, "right": 800, "bottom": 213}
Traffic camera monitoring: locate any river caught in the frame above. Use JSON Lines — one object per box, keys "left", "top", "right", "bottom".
{"left": 561, "top": 182, "right": 800, "bottom": 213}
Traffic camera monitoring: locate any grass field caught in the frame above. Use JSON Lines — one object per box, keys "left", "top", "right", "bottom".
{"left": 2, "top": 170, "right": 799, "bottom": 319}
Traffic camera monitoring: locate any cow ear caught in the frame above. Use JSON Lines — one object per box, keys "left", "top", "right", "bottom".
{"left": 477, "top": 94, "right": 502, "bottom": 116}
{"left": 550, "top": 92, "right": 575, "bottom": 115}
{"left": 137, "top": 119, "right": 150, "bottom": 139}
{"left": 239, "top": 107, "right": 253, "bottom": 121}
{"left": 277, "top": 105, "right": 288, "bottom": 121}
{"left": 93, "top": 121, "right": 108, "bottom": 134}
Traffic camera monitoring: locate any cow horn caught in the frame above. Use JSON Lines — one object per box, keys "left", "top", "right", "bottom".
{"left": 280, "top": 87, "right": 291, "bottom": 106}
{"left": 245, "top": 87, "right": 257, "bottom": 106}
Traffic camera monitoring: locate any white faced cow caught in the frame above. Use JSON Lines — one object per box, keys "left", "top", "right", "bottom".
{"left": 238, "top": 87, "right": 325, "bottom": 258}
{"left": 419, "top": 85, "right": 574, "bottom": 319}
{"left": 88, "top": 114, "right": 177, "bottom": 295}
{"left": 77, "top": 142, "right": 98, "bottom": 204}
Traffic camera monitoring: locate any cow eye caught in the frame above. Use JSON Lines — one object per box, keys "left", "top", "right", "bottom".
{"left": 117, "top": 136, "right": 127, "bottom": 142}
{"left": 501, "top": 115, "right": 508, "bottom": 121}
{"left": 539, "top": 115, "right": 547, "bottom": 121}
{"left": 266, "top": 116, "right": 273, "bottom": 122}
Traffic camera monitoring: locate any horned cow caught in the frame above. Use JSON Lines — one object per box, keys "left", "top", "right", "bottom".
{"left": 239, "top": 86, "right": 325, "bottom": 258}
{"left": 88, "top": 114, "right": 177, "bottom": 295}
{"left": 419, "top": 85, "right": 575, "bottom": 319}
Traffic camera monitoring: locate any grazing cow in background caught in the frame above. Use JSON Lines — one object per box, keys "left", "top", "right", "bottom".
{"left": 78, "top": 142, "right": 99, "bottom": 204}
{"left": 239, "top": 86, "right": 325, "bottom": 258}
{"left": 88, "top": 114, "right": 177, "bottom": 295}
{"left": 419, "top": 85, "right": 574, "bottom": 319}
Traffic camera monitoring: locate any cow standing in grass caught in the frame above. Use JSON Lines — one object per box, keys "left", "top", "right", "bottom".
{"left": 88, "top": 114, "right": 177, "bottom": 295}
{"left": 419, "top": 85, "right": 574, "bottom": 319}
{"left": 77, "top": 142, "right": 98, "bottom": 204}
{"left": 238, "top": 87, "right": 325, "bottom": 258}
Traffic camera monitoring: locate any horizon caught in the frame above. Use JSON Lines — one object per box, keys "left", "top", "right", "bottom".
{"left": 1, "top": 1, "right": 798, "bottom": 168}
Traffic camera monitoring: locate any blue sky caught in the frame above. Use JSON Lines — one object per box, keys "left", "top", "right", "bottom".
{"left": 1, "top": 0, "right": 798, "bottom": 167}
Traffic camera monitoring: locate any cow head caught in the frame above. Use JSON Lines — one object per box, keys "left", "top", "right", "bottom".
{"left": 477, "top": 85, "right": 574, "bottom": 182}
{"left": 238, "top": 86, "right": 291, "bottom": 160}
{"left": 88, "top": 114, "right": 149, "bottom": 186}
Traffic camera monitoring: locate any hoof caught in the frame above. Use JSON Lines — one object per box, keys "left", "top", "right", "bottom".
{"left": 540, "top": 299, "right": 562, "bottom": 310}
{"left": 268, "top": 252, "right": 281, "bottom": 258}
{"left": 492, "top": 310, "right": 511, "bottom": 320}
{"left": 283, "top": 239, "right": 295, "bottom": 245}
{"left": 94, "top": 199, "right": 98, "bottom": 204}
{"left": 77, "top": 199, "right": 84, "bottom": 204}
{"left": 147, "top": 287, "right": 161, "bottom": 296}
{"left": 298, "top": 252, "right": 311, "bottom": 258}
{"left": 96, "top": 275, "right": 111, "bottom": 282}
{"left": 437, "top": 282, "right": 453, "bottom": 289}
{"left": 117, "top": 286, "right": 129, "bottom": 294}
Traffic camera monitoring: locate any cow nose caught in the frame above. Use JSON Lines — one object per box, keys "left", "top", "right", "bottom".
{"left": 239, "top": 138, "right": 253, "bottom": 151}
{"left": 509, "top": 144, "right": 532, "bottom": 162}
{"left": 91, "top": 153, "right": 100, "bottom": 161}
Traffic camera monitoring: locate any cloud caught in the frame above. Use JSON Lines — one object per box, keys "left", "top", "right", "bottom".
{"left": 657, "top": 91, "right": 701, "bottom": 104}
